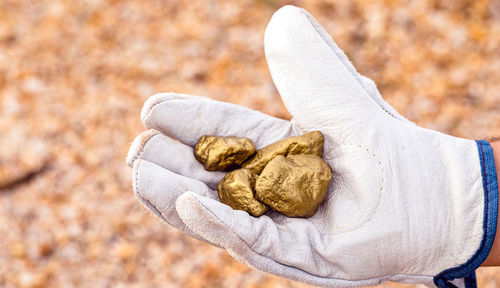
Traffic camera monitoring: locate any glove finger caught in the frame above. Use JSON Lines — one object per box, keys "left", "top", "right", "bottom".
{"left": 127, "top": 130, "right": 225, "bottom": 189}
{"left": 141, "top": 92, "right": 296, "bottom": 148}
{"left": 176, "top": 193, "right": 401, "bottom": 287}
{"left": 264, "top": 6, "right": 383, "bottom": 132}
{"left": 132, "top": 158, "right": 221, "bottom": 246}
{"left": 176, "top": 191, "right": 334, "bottom": 278}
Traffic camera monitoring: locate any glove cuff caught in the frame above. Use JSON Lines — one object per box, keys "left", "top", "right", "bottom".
{"left": 434, "top": 140, "right": 498, "bottom": 288}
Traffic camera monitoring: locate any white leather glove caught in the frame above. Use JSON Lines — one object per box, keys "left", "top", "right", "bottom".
{"left": 126, "top": 5, "right": 499, "bottom": 288}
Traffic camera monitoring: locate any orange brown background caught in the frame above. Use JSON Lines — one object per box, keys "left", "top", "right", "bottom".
{"left": 1, "top": 0, "right": 500, "bottom": 287}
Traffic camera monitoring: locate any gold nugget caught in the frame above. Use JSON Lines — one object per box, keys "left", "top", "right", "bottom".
{"left": 255, "top": 154, "right": 331, "bottom": 218}
{"left": 243, "top": 131, "right": 324, "bottom": 174}
{"left": 217, "top": 168, "right": 268, "bottom": 217}
{"left": 194, "top": 135, "right": 255, "bottom": 171}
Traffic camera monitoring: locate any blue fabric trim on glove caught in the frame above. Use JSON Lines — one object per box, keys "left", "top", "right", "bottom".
{"left": 464, "top": 273, "right": 477, "bottom": 288}
{"left": 434, "top": 140, "right": 498, "bottom": 288}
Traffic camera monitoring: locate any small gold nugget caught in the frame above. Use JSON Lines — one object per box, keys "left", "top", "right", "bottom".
{"left": 243, "top": 131, "right": 324, "bottom": 174}
{"left": 194, "top": 135, "right": 255, "bottom": 171}
{"left": 255, "top": 154, "right": 332, "bottom": 218}
{"left": 217, "top": 168, "right": 268, "bottom": 217}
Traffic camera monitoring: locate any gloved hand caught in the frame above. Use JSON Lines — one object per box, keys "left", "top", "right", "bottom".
{"left": 126, "top": 5, "right": 498, "bottom": 288}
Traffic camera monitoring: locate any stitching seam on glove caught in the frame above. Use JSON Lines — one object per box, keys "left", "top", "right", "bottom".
{"left": 133, "top": 160, "right": 173, "bottom": 226}
{"left": 323, "top": 143, "right": 384, "bottom": 233}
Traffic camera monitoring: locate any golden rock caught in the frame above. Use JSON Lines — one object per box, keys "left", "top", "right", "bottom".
{"left": 242, "top": 131, "right": 324, "bottom": 174}
{"left": 255, "top": 154, "right": 331, "bottom": 218}
{"left": 194, "top": 135, "right": 256, "bottom": 171}
{"left": 217, "top": 168, "right": 268, "bottom": 217}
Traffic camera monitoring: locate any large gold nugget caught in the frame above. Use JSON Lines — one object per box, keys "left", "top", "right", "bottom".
{"left": 242, "top": 131, "right": 324, "bottom": 174}
{"left": 217, "top": 168, "right": 268, "bottom": 217}
{"left": 255, "top": 154, "right": 332, "bottom": 218}
{"left": 194, "top": 136, "right": 256, "bottom": 171}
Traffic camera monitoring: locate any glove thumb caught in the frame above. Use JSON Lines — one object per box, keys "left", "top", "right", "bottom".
{"left": 264, "top": 6, "right": 393, "bottom": 133}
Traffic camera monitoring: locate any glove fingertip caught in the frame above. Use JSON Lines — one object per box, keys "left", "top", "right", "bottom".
{"left": 126, "top": 129, "right": 160, "bottom": 167}
{"left": 140, "top": 92, "right": 212, "bottom": 124}
{"left": 140, "top": 92, "right": 176, "bottom": 124}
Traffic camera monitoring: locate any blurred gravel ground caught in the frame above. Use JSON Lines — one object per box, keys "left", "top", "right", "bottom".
{"left": 1, "top": 0, "right": 499, "bottom": 287}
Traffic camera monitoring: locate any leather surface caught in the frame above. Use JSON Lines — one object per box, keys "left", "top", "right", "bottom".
{"left": 126, "top": 5, "right": 485, "bottom": 287}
